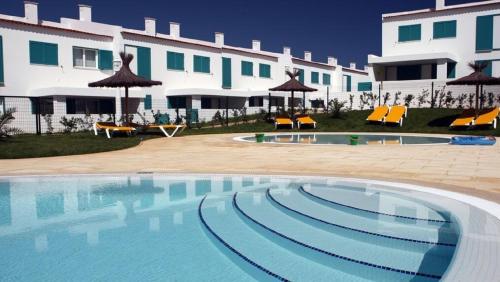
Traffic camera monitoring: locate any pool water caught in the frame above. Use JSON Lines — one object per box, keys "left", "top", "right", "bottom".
{"left": 238, "top": 134, "right": 450, "bottom": 145}
{"left": 0, "top": 174, "right": 499, "bottom": 281}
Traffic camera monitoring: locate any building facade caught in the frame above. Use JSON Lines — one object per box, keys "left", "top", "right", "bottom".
{"left": 0, "top": 2, "right": 370, "bottom": 133}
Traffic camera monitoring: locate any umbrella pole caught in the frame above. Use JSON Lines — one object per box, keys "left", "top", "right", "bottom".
{"left": 268, "top": 92, "right": 271, "bottom": 121}
{"left": 291, "top": 91, "right": 294, "bottom": 118}
{"left": 125, "top": 86, "right": 129, "bottom": 125}
{"left": 475, "top": 84, "right": 480, "bottom": 118}
{"left": 303, "top": 91, "right": 305, "bottom": 114}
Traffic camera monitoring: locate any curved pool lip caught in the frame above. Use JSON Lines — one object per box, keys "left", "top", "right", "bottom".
{"left": 233, "top": 132, "right": 452, "bottom": 146}
{"left": 2, "top": 172, "right": 499, "bottom": 281}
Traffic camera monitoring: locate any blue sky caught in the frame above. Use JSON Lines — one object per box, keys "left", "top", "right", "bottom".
{"left": 1, "top": 0, "right": 485, "bottom": 67}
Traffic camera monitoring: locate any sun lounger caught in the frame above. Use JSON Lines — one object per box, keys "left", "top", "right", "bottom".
{"left": 367, "top": 105, "right": 390, "bottom": 123}
{"left": 474, "top": 107, "right": 500, "bottom": 128}
{"left": 384, "top": 105, "right": 407, "bottom": 126}
{"left": 450, "top": 109, "right": 476, "bottom": 128}
{"left": 296, "top": 115, "right": 317, "bottom": 129}
{"left": 145, "top": 124, "right": 186, "bottom": 137}
{"left": 93, "top": 122, "right": 136, "bottom": 139}
{"left": 275, "top": 117, "right": 294, "bottom": 129}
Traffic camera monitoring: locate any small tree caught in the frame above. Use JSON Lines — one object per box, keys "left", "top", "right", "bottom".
{"left": 59, "top": 116, "right": 79, "bottom": 133}
{"left": 487, "top": 92, "right": 494, "bottom": 108}
{"left": 444, "top": 91, "right": 455, "bottom": 109}
{"left": 393, "top": 91, "right": 402, "bottom": 106}
{"left": 404, "top": 94, "right": 415, "bottom": 107}
{"left": 42, "top": 114, "right": 54, "bottom": 134}
{"left": 456, "top": 93, "right": 467, "bottom": 109}
{"left": 329, "top": 98, "right": 346, "bottom": 118}
{"left": 0, "top": 108, "right": 22, "bottom": 137}
{"left": 468, "top": 93, "right": 474, "bottom": 109}
{"left": 417, "top": 90, "right": 430, "bottom": 108}
{"left": 383, "top": 92, "right": 391, "bottom": 105}
{"left": 348, "top": 94, "right": 354, "bottom": 110}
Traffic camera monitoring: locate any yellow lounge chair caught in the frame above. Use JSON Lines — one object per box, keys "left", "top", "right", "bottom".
{"left": 296, "top": 115, "right": 317, "bottom": 129}
{"left": 450, "top": 109, "right": 476, "bottom": 128}
{"left": 93, "top": 122, "right": 136, "bottom": 139}
{"left": 367, "top": 105, "right": 390, "bottom": 123}
{"left": 475, "top": 107, "right": 500, "bottom": 128}
{"left": 384, "top": 105, "right": 407, "bottom": 127}
{"left": 145, "top": 124, "right": 186, "bottom": 137}
{"left": 275, "top": 117, "right": 294, "bottom": 129}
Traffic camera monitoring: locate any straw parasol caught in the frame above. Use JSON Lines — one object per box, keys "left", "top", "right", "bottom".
{"left": 269, "top": 70, "right": 317, "bottom": 117}
{"left": 447, "top": 62, "right": 500, "bottom": 118}
{"left": 88, "top": 52, "right": 162, "bottom": 124}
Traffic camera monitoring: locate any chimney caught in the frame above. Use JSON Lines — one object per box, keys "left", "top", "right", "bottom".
{"left": 145, "top": 17, "right": 156, "bottom": 35}
{"left": 78, "top": 4, "right": 92, "bottom": 22}
{"left": 252, "top": 40, "right": 261, "bottom": 51}
{"left": 304, "top": 51, "right": 312, "bottom": 61}
{"left": 170, "top": 22, "right": 180, "bottom": 38}
{"left": 436, "top": 0, "right": 445, "bottom": 10}
{"left": 283, "top": 46, "right": 291, "bottom": 56}
{"left": 327, "top": 56, "right": 337, "bottom": 66}
{"left": 350, "top": 62, "right": 357, "bottom": 69}
{"left": 24, "top": 1, "right": 38, "bottom": 24}
{"left": 215, "top": 32, "right": 224, "bottom": 47}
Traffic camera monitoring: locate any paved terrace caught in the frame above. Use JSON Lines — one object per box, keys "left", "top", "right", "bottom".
{"left": 0, "top": 132, "right": 499, "bottom": 202}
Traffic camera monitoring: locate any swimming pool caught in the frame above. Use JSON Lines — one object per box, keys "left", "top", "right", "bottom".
{"left": 236, "top": 133, "right": 451, "bottom": 145}
{"left": 0, "top": 174, "right": 499, "bottom": 281}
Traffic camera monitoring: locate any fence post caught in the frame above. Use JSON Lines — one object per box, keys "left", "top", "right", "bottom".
{"left": 430, "top": 81, "right": 435, "bottom": 108}
{"left": 378, "top": 83, "right": 381, "bottom": 106}
{"left": 326, "top": 86, "right": 329, "bottom": 114}
{"left": 35, "top": 97, "right": 41, "bottom": 135}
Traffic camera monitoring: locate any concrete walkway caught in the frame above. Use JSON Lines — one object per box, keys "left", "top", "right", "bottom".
{"left": 1, "top": 132, "right": 499, "bottom": 202}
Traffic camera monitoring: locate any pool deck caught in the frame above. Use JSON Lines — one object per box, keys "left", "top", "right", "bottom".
{"left": 1, "top": 132, "right": 499, "bottom": 203}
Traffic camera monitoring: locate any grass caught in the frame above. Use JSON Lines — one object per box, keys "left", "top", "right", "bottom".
{"left": 1, "top": 108, "right": 497, "bottom": 159}
{"left": 184, "top": 108, "right": 500, "bottom": 136}
{"left": 0, "top": 132, "right": 154, "bottom": 159}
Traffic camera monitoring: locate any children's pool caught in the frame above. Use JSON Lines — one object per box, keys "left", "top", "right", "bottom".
{"left": 236, "top": 133, "right": 451, "bottom": 145}
{"left": 0, "top": 174, "right": 499, "bottom": 281}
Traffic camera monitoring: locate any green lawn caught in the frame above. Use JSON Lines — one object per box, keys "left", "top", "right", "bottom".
{"left": 184, "top": 108, "right": 500, "bottom": 136}
{"left": 1, "top": 108, "right": 498, "bottom": 159}
{"left": 0, "top": 132, "right": 150, "bottom": 159}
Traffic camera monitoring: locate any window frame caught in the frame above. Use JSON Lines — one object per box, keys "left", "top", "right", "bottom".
{"left": 167, "top": 51, "right": 185, "bottom": 71}
{"left": 193, "top": 55, "right": 210, "bottom": 74}
{"left": 311, "top": 71, "right": 319, "bottom": 84}
{"left": 73, "top": 46, "right": 98, "bottom": 69}
{"left": 29, "top": 41, "right": 59, "bottom": 66}
{"left": 322, "top": 73, "right": 331, "bottom": 85}
{"left": 398, "top": 24, "right": 421, "bottom": 42}
{"left": 259, "top": 63, "right": 271, "bottom": 78}
{"left": 433, "top": 20, "right": 457, "bottom": 39}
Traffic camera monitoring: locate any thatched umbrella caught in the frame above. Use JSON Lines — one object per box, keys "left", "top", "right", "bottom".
{"left": 88, "top": 52, "right": 162, "bottom": 124}
{"left": 269, "top": 70, "right": 317, "bottom": 117}
{"left": 447, "top": 62, "right": 500, "bottom": 118}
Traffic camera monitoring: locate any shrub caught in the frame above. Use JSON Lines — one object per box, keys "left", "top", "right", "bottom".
{"left": 42, "top": 114, "right": 54, "bottom": 134}
{"left": 417, "top": 90, "right": 429, "bottom": 108}
{"left": 383, "top": 92, "right": 391, "bottom": 105}
{"left": 0, "top": 108, "right": 22, "bottom": 137}
{"left": 59, "top": 116, "right": 79, "bottom": 133}
{"left": 78, "top": 113, "right": 94, "bottom": 131}
{"left": 444, "top": 91, "right": 455, "bottom": 109}
{"left": 487, "top": 92, "right": 494, "bottom": 108}
{"left": 329, "top": 98, "right": 347, "bottom": 118}
{"left": 468, "top": 93, "right": 474, "bottom": 109}
{"left": 393, "top": 91, "right": 402, "bottom": 105}
{"left": 456, "top": 94, "right": 467, "bottom": 109}
{"left": 348, "top": 94, "right": 354, "bottom": 111}
{"left": 404, "top": 94, "right": 415, "bottom": 107}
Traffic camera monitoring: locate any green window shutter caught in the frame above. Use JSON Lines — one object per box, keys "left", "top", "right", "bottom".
{"left": 167, "top": 51, "right": 184, "bottom": 71}
{"left": 476, "top": 15, "right": 493, "bottom": 52}
{"left": 29, "top": 41, "right": 44, "bottom": 64}
{"left": 194, "top": 55, "right": 210, "bottom": 73}
{"left": 358, "top": 82, "right": 372, "bottom": 91}
{"left": 241, "top": 61, "right": 253, "bottom": 76}
{"left": 30, "top": 41, "right": 58, "bottom": 66}
{"left": 433, "top": 20, "right": 456, "bottom": 39}
{"left": 0, "top": 36, "right": 3, "bottom": 84}
{"left": 447, "top": 62, "right": 456, "bottom": 79}
{"left": 144, "top": 94, "right": 152, "bottom": 110}
{"left": 259, "top": 63, "right": 271, "bottom": 78}
{"left": 311, "top": 72, "right": 319, "bottom": 84}
{"left": 44, "top": 43, "right": 58, "bottom": 65}
{"left": 296, "top": 68, "right": 304, "bottom": 84}
{"left": 98, "top": 50, "right": 113, "bottom": 70}
{"left": 322, "top": 74, "right": 331, "bottom": 85}
{"left": 222, "top": 57, "right": 232, "bottom": 88}
{"left": 344, "top": 75, "right": 352, "bottom": 92}
{"left": 137, "top": 46, "right": 151, "bottom": 79}
{"left": 399, "top": 24, "right": 421, "bottom": 42}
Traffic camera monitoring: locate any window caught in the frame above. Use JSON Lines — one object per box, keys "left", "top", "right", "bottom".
{"left": 66, "top": 98, "right": 115, "bottom": 114}
{"left": 358, "top": 82, "right": 372, "bottom": 91}
{"left": 222, "top": 57, "right": 232, "bottom": 88}
{"left": 398, "top": 24, "right": 421, "bottom": 42}
{"left": 476, "top": 15, "right": 493, "bottom": 52}
{"left": 447, "top": 62, "right": 456, "bottom": 79}
{"left": 397, "top": 65, "right": 421, "bottom": 80}
{"left": 241, "top": 61, "right": 253, "bottom": 76}
{"left": 29, "top": 41, "right": 58, "bottom": 65}
{"left": 259, "top": 63, "right": 271, "bottom": 78}
{"left": 294, "top": 68, "right": 304, "bottom": 84}
{"left": 311, "top": 99, "right": 324, "bottom": 109}
{"left": 343, "top": 75, "right": 351, "bottom": 92}
{"left": 249, "top": 96, "right": 263, "bottom": 107}
{"left": 167, "top": 51, "right": 184, "bottom": 70}
{"left": 73, "top": 47, "right": 97, "bottom": 68}
{"left": 201, "top": 97, "right": 212, "bottom": 109}
{"left": 433, "top": 20, "right": 456, "bottom": 39}
{"left": 168, "top": 96, "right": 187, "bottom": 109}
{"left": 31, "top": 97, "right": 54, "bottom": 115}
{"left": 311, "top": 71, "right": 319, "bottom": 84}
{"left": 0, "top": 36, "right": 3, "bottom": 85}
{"left": 193, "top": 55, "right": 210, "bottom": 73}
{"left": 323, "top": 73, "right": 331, "bottom": 85}
{"left": 144, "top": 95, "right": 152, "bottom": 110}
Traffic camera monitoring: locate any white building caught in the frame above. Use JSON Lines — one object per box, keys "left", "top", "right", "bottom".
{"left": 0, "top": 2, "right": 370, "bottom": 133}
{"left": 368, "top": 0, "right": 500, "bottom": 101}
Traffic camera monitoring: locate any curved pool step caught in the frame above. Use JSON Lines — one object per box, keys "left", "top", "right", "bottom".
{"left": 300, "top": 186, "right": 453, "bottom": 226}
{"left": 235, "top": 192, "right": 450, "bottom": 280}
{"left": 198, "top": 195, "right": 370, "bottom": 281}
{"left": 267, "top": 188, "right": 457, "bottom": 252}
